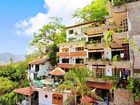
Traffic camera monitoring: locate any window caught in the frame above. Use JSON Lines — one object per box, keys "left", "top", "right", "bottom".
{"left": 45, "top": 94, "right": 48, "bottom": 98}
{"left": 88, "top": 36, "right": 103, "bottom": 43}
{"left": 75, "top": 47, "right": 84, "bottom": 51}
{"left": 120, "top": 18, "right": 128, "bottom": 32}
{"left": 96, "top": 68, "right": 105, "bottom": 78}
{"left": 81, "top": 37, "right": 86, "bottom": 41}
{"left": 88, "top": 52, "right": 102, "bottom": 60}
{"left": 122, "top": 44, "right": 129, "bottom": 60}
{"left": 34, "top": 74, "right": 38, "bottom": 80}
{"left": 29, "top": 64, "right": 31, "bottom": 70}
{"left": 111, "top": 50, "right": 122, "bottom": 59}
{"left": 112, "top": 67, "right": 120, "bottom": 76}
{"left": 62, "top": 48, "right": 69, "bottom": 52}
{"left": 62, "top": 59, "right": 69, "bottom": 63}
{"left": 52, "top": 94, "right": 63, "bottom": 105}
{"left": 69, "top": 30, "right": 73, "bottom": 34}
{"left": 35, "top": 64, "right": 39, "bottom": 72}
{"left": 75, "top": 58, "right": 84, "bottom": 64}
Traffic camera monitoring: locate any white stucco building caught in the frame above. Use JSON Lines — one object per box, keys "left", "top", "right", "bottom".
{"left": 28, "top": 57, "right": 53, "bottom": 80}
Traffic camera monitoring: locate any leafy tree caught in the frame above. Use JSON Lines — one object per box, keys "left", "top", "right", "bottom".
{"left": 30, "top": 17, "right": 66, "bottom": 66}
{"left": 72, "top": 0, "right": 109, "bottom": 22}
{"left": 0, "top": 61, "right": 28, "bottom": 82}
{"left": 58, "top": 67, "right": 102, "bottom": 105}
{"left": 0, "top": 92, "right": 16, "bottom": 105}
{"left": 48, "top": 43, "right": 58, "bottom": 66}
{"left": 0, "top": 60, "right": 30, "bottom": 104}
{"left": 30, "top": 17, "right": 66, "bottom": 55}
{"left": 127, "top": 77, "right": 140, "bottom": 101}
{"left": 0, "top": 77, "right": 16, "bottom": 95}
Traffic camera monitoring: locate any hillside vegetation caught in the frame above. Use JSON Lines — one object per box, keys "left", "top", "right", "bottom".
{"left": 0, "top": 60, "right": 30, "bottom": 105}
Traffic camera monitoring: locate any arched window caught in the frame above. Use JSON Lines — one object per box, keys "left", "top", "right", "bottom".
{"left": 52, "top": 93, "right": 63, "bottom": 104}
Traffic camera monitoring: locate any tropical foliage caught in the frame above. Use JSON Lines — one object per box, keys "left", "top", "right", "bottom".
{"left": 58, "top": 67, "right": 102, "bottom": 105}
{"left": 72, "top": 0, "right": 109, "bottom": 22}
{"left": 104, "top": 30, "right": 114, "bottom": 48}
{"left": 0, "top": 60, "right": 30, "bottom": 104}
{"left": 127, "top": 77, "right": 140, "bottom": 101}
{"left": 30, "top": 17, "right": 66, "bottom": 66}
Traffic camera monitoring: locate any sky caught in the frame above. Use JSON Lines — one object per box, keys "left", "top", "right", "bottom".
{"left": 0, "top": 0, "right": 92, "bottom": 55}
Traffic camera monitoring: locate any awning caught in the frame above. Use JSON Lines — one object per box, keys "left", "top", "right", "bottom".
{"left": 87, "top": 81, "right": 112, "bottom": 90}
{"left": 49, "top": 67, "right": 65, "bottom": 76}
{"left": 14, "top": 87, "right": 35, "bottom": 96}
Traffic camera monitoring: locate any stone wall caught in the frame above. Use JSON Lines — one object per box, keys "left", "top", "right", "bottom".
{"left": 127, "top": 1, "right": 140, "bottom": 35}
{"left": 114, "top": 89, "right": 134, "bottom": 105}
{"left": 127, "top": 1, "right": 140, "bottom": 71}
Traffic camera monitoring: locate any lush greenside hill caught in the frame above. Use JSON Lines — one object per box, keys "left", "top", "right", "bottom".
{"left": 0, "top": 60, "right": 30, "bottom": 105}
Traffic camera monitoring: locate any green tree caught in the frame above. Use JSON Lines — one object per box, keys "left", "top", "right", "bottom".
{"left": 0, "top": 60, "right": 30, "bottom": 104}
{"left": 58, "top": 67, "right": 102, "bottom": 105}
{"left": 72, "top": 0, "right": 109, "bottom": 22}
{"left": 127, "top": 77, "right": 140, "bottom": 101}
{"left": 30, "top": 17, "right": 66, "bottom": 66}
{"left": 48, "top": 43, "right": 58, "bottom": 66}
{"left": 31, "top": 17, "right": 66, "bottom": 55}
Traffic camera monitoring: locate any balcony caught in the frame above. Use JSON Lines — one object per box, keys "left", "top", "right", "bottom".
{"left": 112, "top": 61, "right": 132, "bottom": 69}
{"left": 113, "top": 32, "right": 127, "bottom": 39}
{"left": 57, "top": 52, "right": 69, "bottom": 57}
{"left": 86, "top": 59, "right": 112, "bottom": 65}
{"left": 86, "top": 79, "right": 112, "bottom": 90}
{"left": 57, "top": 63, "right": 85, "bottom": 69}
{"left": 58, "top": 41, "right": 85, "bottom": 47}
{"left": 86, "top": 43, "right": 106, "bottom": 50}
{"left": 112, "top": 32, "right": 128, "bottom": 44}
{"left": 86, "top": 59, "right": 131, "bottom": 69}
{"left": 57, "top": 51, "right": 87, "bottom": 57}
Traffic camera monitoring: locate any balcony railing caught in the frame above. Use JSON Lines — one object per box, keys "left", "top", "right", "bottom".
{"left": 57, "top": 52, "right": 69, "bottom": 57}
{"left": 112, "top": 61, "right": 131, "bottom": 68}
{"left": 86, "top": 59, "right": 112, "bottom": 65}
{"left": 86, "top": 43, "right": 106, "bottom": 50}
{"left": 113, "top": 32, "right": 127, "bottom": 39}
{"left": 57, "top": 63, "right": 85, "bottom": 69}
{"left": 86, "top": 59, "right": 131, "bottom": 68}
{"left": 86, "top": 79, "right": 112, "bottom": 90}
{"left": 57, "top": 51, "right": 87, "bottom": 57}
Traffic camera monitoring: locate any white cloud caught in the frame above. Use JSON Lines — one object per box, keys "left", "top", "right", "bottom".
{"left": 15, "top": 0, "right": 93, "bottom": 37}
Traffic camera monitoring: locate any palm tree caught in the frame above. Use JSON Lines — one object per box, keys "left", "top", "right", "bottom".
{"left": 58, "top": 67, "right": 102, "bottom": 105}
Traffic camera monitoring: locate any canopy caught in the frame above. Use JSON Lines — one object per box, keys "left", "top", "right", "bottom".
{"left": 49, "top": 67, "right": 65, "bottom": 76}
{"left": 14, "top": 87, "right": 35, "bottom": 96}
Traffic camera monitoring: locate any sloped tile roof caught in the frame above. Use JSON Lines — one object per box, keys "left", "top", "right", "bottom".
{"left": 49, "top": 67, "right": 65, "bottom": 76}
{"left": 14, "top": 87, "right": 35, "bottom": 96}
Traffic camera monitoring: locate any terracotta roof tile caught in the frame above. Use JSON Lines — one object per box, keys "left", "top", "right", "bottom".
{"left": 29, "top": 58, "right": 49, "bottom": 65}
{"left": 49, "top": 67, "right": 65, "bottom": 76}
{"left": 14, "top": 87, "right": 35, "bottom": 96}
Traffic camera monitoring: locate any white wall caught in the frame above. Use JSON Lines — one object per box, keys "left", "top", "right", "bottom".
{"left": 28, "top": 61, "right": 53, "bottom": 80}
{"left": 37, "top": 62, "right": 53, "bottom": 77}
{"left": 66, "top": 24, "right": 91, "bottom": 41}
{"left": 29, "top": 64, "right": 36, "bottom": 80}
{"left": 104, "top": 48, "right": 112, "bottom": 60}
{"left": 38, "top": 90, "right": 68, "bottom": 105}
{"left": 106, "top": 65, "right": 112, "bottom": 76}
{"left": 60, "top": 57, "right": 86, "bottom": 64}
